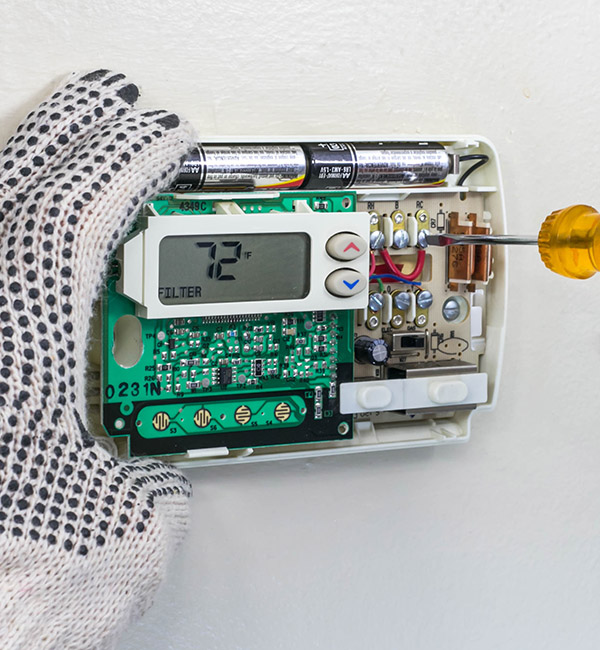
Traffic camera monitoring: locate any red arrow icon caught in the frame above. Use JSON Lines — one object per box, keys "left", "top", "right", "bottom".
{"left": 343, "top": 241, "right": 360, "bottom": 252}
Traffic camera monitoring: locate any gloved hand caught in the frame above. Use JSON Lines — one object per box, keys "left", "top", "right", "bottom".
{"left": 0, "top": 69, "right": 196, "bottom": 649}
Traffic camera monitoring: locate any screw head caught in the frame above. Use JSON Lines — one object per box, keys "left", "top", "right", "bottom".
{"left": 392, "top": 211, "right": 404, "bottom": 224}
{"left": 415, "top": 314, "right": 427, "bottom": 327}
{"left": 394, "top": 291, "right": 411, "bottom": 311}
{"left": 368, "top": 292, "right": 384, "bottom": 312}
{"left": 391, "top": 314, "right": 404, "bottom": 328}
{"left": 367, "top": 315, "right": 380, "bottom": 329}
{"left": 417, "top": 229, "right": 430, "bottom": 249}
{"left": 370, "top": 230, "right": 385, "bottom": 250}
{"left": 417, "top": 209, "right": 428, "bottom": 223}
{"left": 369, "top": 213, "right": 380, "bottom": 225}
{"left": 442, "top": 298, "right": 461, "bottom": 322}
{"left": 416, "top": 290, "right": 433, "bottom": 309}
{"left": 392, "top": 229, "right": 410, "bottom": 249}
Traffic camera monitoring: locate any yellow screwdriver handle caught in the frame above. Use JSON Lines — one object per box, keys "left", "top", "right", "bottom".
{"left": 538, "top": 204, "right": 600, "bottom": 279}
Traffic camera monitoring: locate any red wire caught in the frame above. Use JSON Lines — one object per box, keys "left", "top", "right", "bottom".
{"left": 380, "top": 248, "right": 425, "bottom": 281}
{"left": 369, "top": 252, "right": 376, "bottom": 276}
{"left": 380, "top": 249, "right": 402, "bottom": 275}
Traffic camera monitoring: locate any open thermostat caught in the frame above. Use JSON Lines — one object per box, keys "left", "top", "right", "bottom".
{"left": 87, "top": 136, "right": 506, "bottom": 467}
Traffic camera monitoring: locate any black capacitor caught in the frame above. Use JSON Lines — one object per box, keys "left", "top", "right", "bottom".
{"left": 354, "top": 336, "right": 390, "bottom": 365}
{"left": 303, "top": 141, "right": 451, "bottom": 190}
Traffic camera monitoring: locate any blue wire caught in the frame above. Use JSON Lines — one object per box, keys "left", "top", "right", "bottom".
{"left": 370, "top": 274, "right": 422, "bottom": 287}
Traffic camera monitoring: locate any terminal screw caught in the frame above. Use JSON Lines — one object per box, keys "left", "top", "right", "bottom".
{"left": 368, "top": 292, "right": 384, "bottom": 312}
{"left": 392, "top": 229, "right": 409, "bottom": 249}
{"left": 416, "top": 290, "right": 433, "bottom": 309}
{"left": 417, "top": 229, "right": 430, "bottom": 249}
{"left": 393, "top": 291, "right": 411, "bottom": 311}
{"left": 370, "top": 230, "right": 385, "bottom": 250}
{"left": 442, "top": 298, "right": 461, "bottom": 322}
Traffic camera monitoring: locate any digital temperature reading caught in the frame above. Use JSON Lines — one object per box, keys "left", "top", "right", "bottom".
{"left": 158, "top": 233, "right": 310, "bottom": 304}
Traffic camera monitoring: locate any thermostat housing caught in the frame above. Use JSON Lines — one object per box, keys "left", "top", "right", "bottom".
{"left": 88, "top": 134, "right": 506, "bottom": 468}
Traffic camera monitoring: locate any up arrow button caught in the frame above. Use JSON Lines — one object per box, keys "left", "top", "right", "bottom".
{"left": 326, "top": 232, "right": 367, "bottom": 261}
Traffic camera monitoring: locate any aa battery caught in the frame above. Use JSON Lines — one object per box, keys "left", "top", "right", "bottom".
{"left": 303, "top": 142, "right": 452, "bottom": 189}
{"left": 173, "top": 141, "right": 455, "bottom": 191}
{"left": 173, "top": 144, "right": 307, "bottom": 191}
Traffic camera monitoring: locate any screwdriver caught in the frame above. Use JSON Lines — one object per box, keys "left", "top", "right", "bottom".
{"left": 422, "top": 204, "right": 600, "bottom": 280}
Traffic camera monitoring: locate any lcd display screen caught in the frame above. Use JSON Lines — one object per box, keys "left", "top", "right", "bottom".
{"left": 158, "top": 233, "right": 310, "bottom": 304}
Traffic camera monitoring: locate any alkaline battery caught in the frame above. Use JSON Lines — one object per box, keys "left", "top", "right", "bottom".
{"left": 173, "top": 142, "right": 456, "bottom": 191}
{"left": 303, "top": 142, "right": 453, "bottom": 189}
{"left": 172, "top": 144, "right": 307, "bottom": 191}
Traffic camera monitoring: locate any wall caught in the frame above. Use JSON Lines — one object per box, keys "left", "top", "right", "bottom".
{"left": 2, "top": 1, "right": 600, "bottom": 648}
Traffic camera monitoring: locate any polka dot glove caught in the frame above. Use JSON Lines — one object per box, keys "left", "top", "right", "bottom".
{"left": 0, "top": 70, "right": 196, "bottom": 649}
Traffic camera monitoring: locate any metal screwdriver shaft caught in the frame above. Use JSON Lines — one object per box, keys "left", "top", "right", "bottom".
{"left": 425, "top": 233, "right": 538, "bottom": 247}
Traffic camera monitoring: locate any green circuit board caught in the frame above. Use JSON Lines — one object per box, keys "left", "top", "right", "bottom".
{"left": 102, "top": 192, "right": 356, "bottom": 457}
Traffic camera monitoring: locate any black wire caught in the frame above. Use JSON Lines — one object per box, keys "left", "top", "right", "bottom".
{"left": 457, "top": 154, "right": 489, "bottom": 187}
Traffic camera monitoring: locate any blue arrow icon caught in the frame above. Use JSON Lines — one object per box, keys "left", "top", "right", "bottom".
{"left": 343, "top": 279, "right": 359, "bottom": 290}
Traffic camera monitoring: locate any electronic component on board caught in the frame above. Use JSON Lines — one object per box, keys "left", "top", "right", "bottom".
{"left": 354, "top": 336, "right": 390, "bottom": 365}
{"left": 447, "top": 212, "right": 475, "bottom": 283}
{"left": 471, "top": 225, "right": 492, "bottom": 282}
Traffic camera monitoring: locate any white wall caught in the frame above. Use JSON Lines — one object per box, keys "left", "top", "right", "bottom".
{"left": 3, "top": 1, "right": 600, "bottom": 648}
